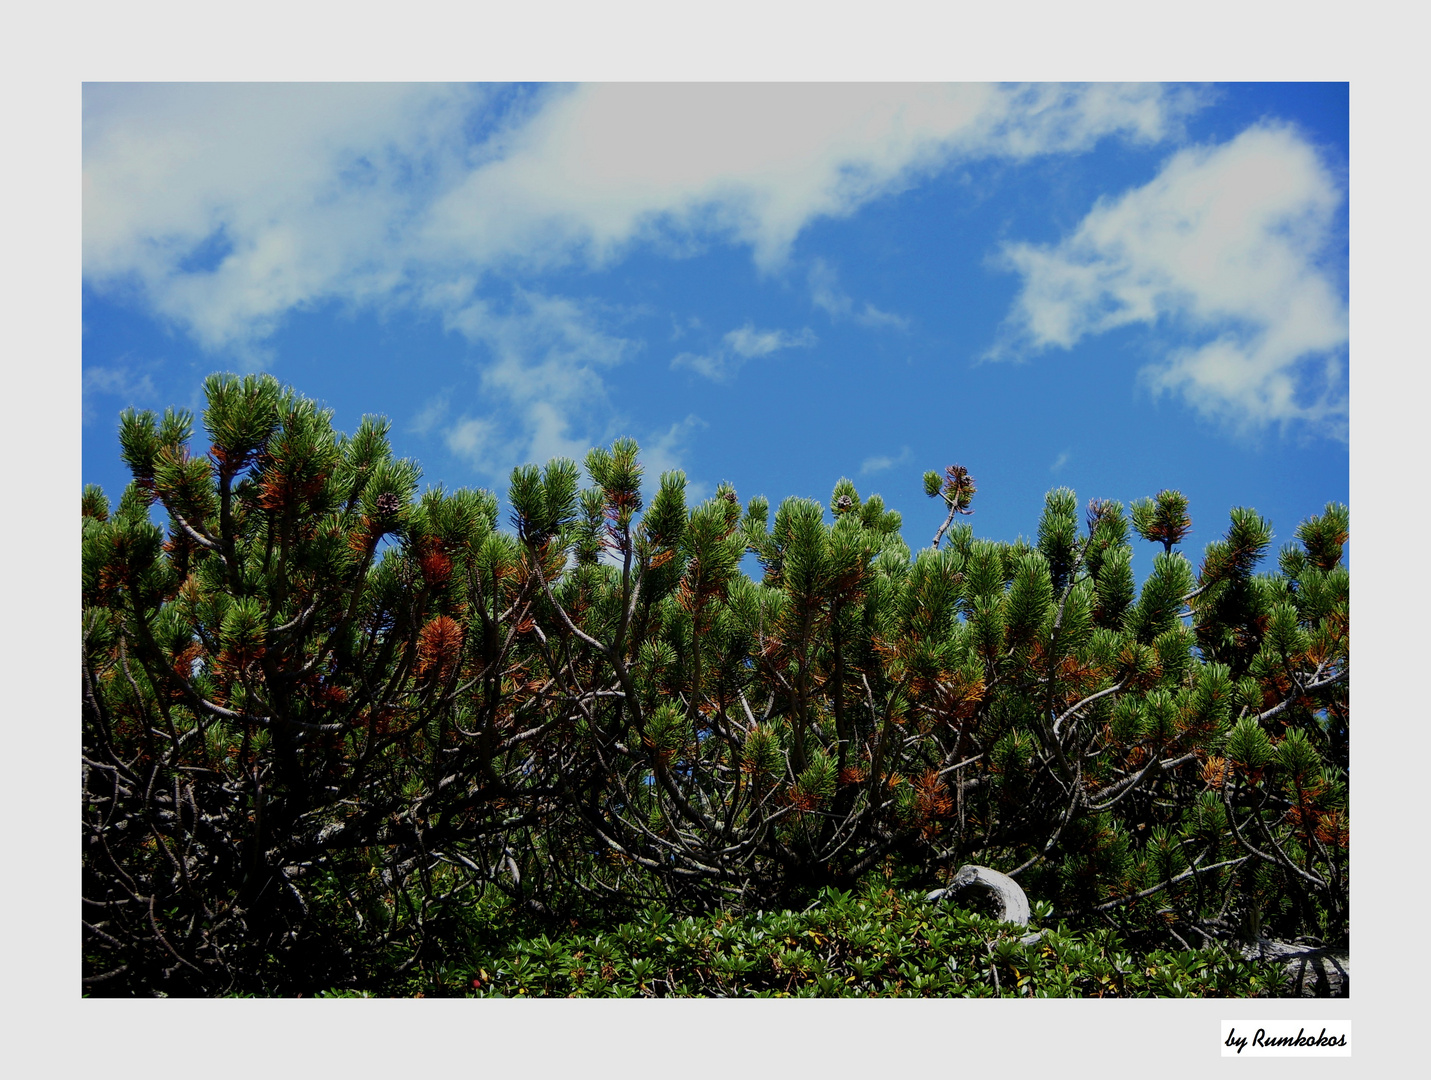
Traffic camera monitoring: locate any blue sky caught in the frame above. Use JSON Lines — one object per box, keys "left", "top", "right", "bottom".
{"left": 82, "top": 82, "right": 1349, "bottom": 576}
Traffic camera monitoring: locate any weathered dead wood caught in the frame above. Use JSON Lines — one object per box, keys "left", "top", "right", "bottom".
{"left": 1243, "top": 938, "right": 1350, "bottom": 997}
{"left": 928, "top": 864, "right": 1044, "bottom": 945}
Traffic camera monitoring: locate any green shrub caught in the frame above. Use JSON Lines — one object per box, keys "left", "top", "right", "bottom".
{"left": 84, "top": 376, "right": 1347, "bottom": 996}
{"left": 450, "top": 887, "right": 1270, "bottom": 999}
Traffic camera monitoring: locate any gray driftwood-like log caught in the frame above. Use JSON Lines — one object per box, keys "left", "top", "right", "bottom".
{"left": 927, "top": 864, "right": 1044, "bottom": 946}
{"left": 1243, "top": 938, "right": 1350, "bottom": 997}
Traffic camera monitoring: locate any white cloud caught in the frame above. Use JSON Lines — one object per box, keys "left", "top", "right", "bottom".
{"left": 672, "top": 323, "right": 816, "bottom": 382}
{"left": 1051, "top": 450, "right": 1071, "bottom": 473}
{"left": 82, "top": 83, "right": 1211, "bottom": 468}
{"left": 82, "top": 363, "right": 157, "bottom": 424}
{"left": 994, "top": 122, "right": 1347, "bottom": 435}
{"left": 444, "top": 415, "right": 499, "bottom": 465}
{"left": 669, "top": 351, "right": 724, "bottom": 381}
{"left": 425, "top": 83, "right": 1201, "bottom": 274}
{"left": 808, "top": 258, "right": 909, "bottom": 330}
{"left": 85, "top": 83, "right": 1203, "bottom": 354}
{"left": 84, "top": 83, "right": 482, "bottom": 354}
{"left": 409, "top": 392, "right": 451, "bottom": 437}
{"left": 860, "top": 446, "right": 912, "bottom": 475}
{"left": 423, "top": 292, "right": 711, "bottom": 484}
{"left": 432, "top": 290, "right": 636, "bottom": 477}
{"left": 726, "top": 324, "right": 816, "bottom": 359}
{"left": 642, "top": 414, "right": 710, "bottom": 502}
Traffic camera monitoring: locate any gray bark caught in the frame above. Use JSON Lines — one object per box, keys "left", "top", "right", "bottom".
{"left": 928, "top": 864, "right": 1044, "bottom": 946}
{"left": 1243, "top": 938, "right": 1350, "bottom": 997}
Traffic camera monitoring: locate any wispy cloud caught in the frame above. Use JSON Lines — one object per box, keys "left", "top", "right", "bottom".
{"left": 84, "top": 83, "right": 1204, "bottom": 356}
{"left": 808, "top": 259, "right": 909, "bottom": 330}
{"left": 430, "top": 290, "right": 636, "bottom": 477}
{"left": 1050, "top": 450, "right": 1071, "bottom": 473}
{"left": 83, "top": 83, "right": 483, "bottom": 355}
{"left": 992, "top": 122, "right": 1347, "bottom": 436}
{"left": 860, "top": 446, "right": 912, "bottom": 475}
{"left": 443, "top": 415, "right": 500, "bottom": 468}
{"left": 81, "top": 83, "right": 1216, "bottom": 478}
{"left": 423, "top": 83, "right": 1202, "bottom": 275}
{"left": 83, "top": 363, "right": 158, "bottom": 424}
{"left": 408, "top": 391, "right": 452, "bottom": 437}
{"left": 642, "top": 414, "right": 711, "bottom": 502}
{"left": 672, "top": 323, "right": 816, "bottom": 382}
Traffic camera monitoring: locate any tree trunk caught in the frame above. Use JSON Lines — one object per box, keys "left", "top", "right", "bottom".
{"left": 928, "top": 864, "right": 1044, "bottom": 946}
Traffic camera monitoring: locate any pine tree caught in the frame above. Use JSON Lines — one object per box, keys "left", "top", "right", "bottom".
{"left": 83, "top": 374, "right": 1349, "bottom": 995}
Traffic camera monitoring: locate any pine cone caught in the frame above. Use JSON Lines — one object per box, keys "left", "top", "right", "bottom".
{"left": 374, "top": 492, "right": 402, "bottom": 517}
{"left": 834, "top": 495, "right": 854, "bottom": 512}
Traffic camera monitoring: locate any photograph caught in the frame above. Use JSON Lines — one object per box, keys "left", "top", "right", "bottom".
{"left": 79, "top": 80, "right": 1351, "bottom": 1006}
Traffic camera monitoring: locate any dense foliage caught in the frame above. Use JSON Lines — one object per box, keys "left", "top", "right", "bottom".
{"left": 316, "top": 886, "right": 1272, "bottom": 999}
{"left": 82, "top": 375, "right": 1349, "bottom": 996}
{"left": 478, "top": 888, "right": 1272, "bottom": 998}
